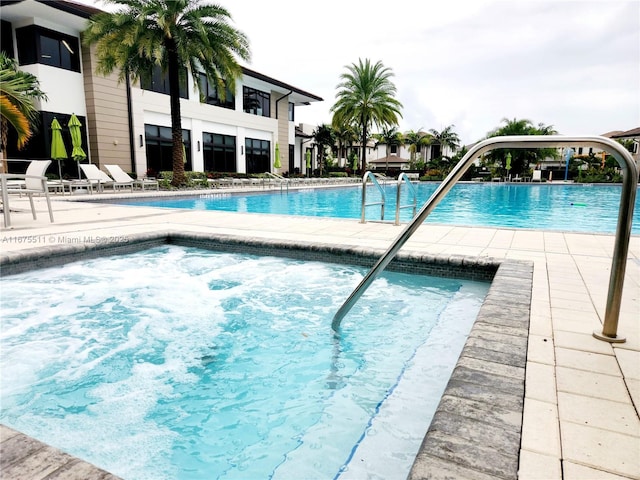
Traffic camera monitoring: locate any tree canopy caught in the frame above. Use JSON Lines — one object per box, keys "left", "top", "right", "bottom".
{"left": 83, "top": 0, "right": 250, "bottom": 185}
{"left": 331, "top": 59, "right": 402, "bottom": 172}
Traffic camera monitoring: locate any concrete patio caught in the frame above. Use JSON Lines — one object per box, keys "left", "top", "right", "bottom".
{"left": 0, "top": 188, "right": 638, "bottom": 479}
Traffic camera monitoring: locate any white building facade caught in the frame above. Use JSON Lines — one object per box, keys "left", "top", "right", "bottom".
{"left": 1, "top": 0, "right": 323, "bottom": 178}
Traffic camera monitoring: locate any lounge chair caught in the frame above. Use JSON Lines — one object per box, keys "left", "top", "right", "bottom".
{"left": 104, "top": 164, "right": 159, "bottom": 191}
{"left": 79, "top": 164, "right": 133, "bottom": 192}
{"left": 1, "top": 160, "right": 54, "bottom": 227}
{"left": 532, "top": 170, "right": 542, "bottom": 182}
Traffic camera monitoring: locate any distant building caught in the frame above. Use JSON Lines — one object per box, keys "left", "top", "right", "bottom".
{"left": 0, "top": 0, "right": 322, "bottom": 177}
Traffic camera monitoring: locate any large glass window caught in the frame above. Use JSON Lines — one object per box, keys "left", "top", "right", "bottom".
{"left": 140, "top": 65, "right": 188, "bottom": 99}
{"left": 203, "top": 133, "right": 236, "bottom": 172}
{"left": 243, "top": 86, "right": 270, "bottom": 117}
{"left": 198, "top": 74, "right": 234, "bottom": 109}
{"left": 16, "top": 25, "right": 80, "bottom": 72}
{"left": 144, "top": 125, "right": 191, "bottom": 176}
{"left": 245, "top": 138, "right": 270, "bottom": 174}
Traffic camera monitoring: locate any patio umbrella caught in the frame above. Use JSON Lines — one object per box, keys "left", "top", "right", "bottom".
{"left": 68, "top": 114, "right": 86, "bottom": 179}
{"left": 306, "top": 150, "right": 311, "bottom": 176}
{"left": 505, "top": 152, "right": 512, "bottom": 179}
{"left": 274, "top": 143, "right": 281, "bottom": 170}
{"left": 50, "top": 117, "right": 68, "bottom": 180}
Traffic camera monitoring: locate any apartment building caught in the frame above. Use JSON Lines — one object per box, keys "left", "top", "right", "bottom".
{"left": 0, "top": 0, "right": 323, "bottom": 178}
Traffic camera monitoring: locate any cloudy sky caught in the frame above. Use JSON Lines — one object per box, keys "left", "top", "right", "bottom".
{"left": 88, "top": 0, "right": 639, "bottom": 145}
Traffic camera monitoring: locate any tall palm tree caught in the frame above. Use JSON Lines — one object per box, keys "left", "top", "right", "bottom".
{"left": 83, "top": 0, "right": 250, "bottom": 186}
{"left": 331, "top": 58, "right": 402, "bottom": 172}
{"left": 485, "top": 117, "right": 558, "bottom": 175}
{"left": 0, "top": 52, "right": 47, "bottom": 171}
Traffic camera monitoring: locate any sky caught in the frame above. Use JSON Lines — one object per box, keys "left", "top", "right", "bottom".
{"left": 86, "top": 0, "right": 639, "bottom": 146}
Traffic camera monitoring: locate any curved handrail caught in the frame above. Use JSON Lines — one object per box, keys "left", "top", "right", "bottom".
{"left": 361, "top": 171, "right": 386, "bottom": 223}
{"left": 395, "top": 172, "right": 417, "bottom": 225}
{"left": 264, "top": 171, "right": 289, "bottom": 192}
{"left": 333, "top": 135, "right": 638, "bottom": 343}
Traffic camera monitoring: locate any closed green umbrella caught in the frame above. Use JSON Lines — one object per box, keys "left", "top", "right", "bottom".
{"left": 274, "top": 143, "right": 281, "bottom": 170}
{"left": 68, "top": 114, "right": 86, "bottom": 178}
{"left": 505, "top": 152, "right": 512, "bottom": 179}
{"left": 306, "top": 150, "right": 311, "bottom": 168}
{"left": 50, "top": 117, "right": 67, "bottom": 180}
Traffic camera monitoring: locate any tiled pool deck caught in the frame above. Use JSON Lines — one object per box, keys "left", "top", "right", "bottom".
{"left": 0, "top": 187, "right": 638, "bottom": 479}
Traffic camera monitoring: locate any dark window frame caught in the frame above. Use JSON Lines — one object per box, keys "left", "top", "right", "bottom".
{"left": 144, "top": 124, "right": 191, "bottom": 176}
{"left": 202, "top": 132, "right": 236, "bottom": 172}
{"left": 140, "top": 65, "right": 188, "bottom": 99}
{"left": 198, "top": 73, "right": 234, "bottom": 109}
{"left": 243, "top": 86, "right": 270, "bottom": 117}
{"left": 245, "top": 137, "right": 270, "bottom": 174}
{"left": 16, "top": 25, "right": 80, "bottom": 72}
{"left": 288, "top": 102, "right": 294, "bottom": 122}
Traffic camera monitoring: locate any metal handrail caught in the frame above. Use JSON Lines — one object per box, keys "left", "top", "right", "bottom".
{"left": 332, "top": 135, "right": 638, "bottom": 342}
{"left": 263, "top": 171, "right": 289, "bottom": 192}
{"left": 395, "top": 172, "right": 417, "bottom": 225}
{"left": 361, "top": 171, "right": 386, "bottom": 223}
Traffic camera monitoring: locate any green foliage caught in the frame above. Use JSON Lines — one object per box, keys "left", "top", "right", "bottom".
{"left": 83, "top": 0, "right": 250, "bottom": 187}
{"left": 331, "top": 58, "right": 403, "bottom": 171}
{"left": 484, "top": 118, "right": 558, "bottom": 177}
{"left": 329, "top": 171, "right": 347, "bottom": 177}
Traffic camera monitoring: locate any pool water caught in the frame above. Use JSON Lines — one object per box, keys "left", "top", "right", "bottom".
{"left": 0, "top": 245, "right": 488, "bottom": 480}
{"left": 110, "top": 183, "right": 640, "bottom": 234}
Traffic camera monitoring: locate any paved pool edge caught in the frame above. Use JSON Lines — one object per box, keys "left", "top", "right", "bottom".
{"left": 0, "top": 232, "right": 531, "bottom": 480}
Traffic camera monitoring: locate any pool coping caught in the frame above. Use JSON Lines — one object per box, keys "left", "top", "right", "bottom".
{"left": 0, "top": 232, "right": 532, "bottom": 480}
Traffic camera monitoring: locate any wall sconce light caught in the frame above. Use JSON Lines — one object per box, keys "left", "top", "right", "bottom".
{"left": 197, "top": 140, "right": 201, "bottom": 152}
{"left": 139, "top": 135, "right": 143, "bottom": 148}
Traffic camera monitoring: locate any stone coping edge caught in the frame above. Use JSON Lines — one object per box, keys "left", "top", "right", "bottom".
{"left": 0, "top": 231, "right": 532, "bottom": 480}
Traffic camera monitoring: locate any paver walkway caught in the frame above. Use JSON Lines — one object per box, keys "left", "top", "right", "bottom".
{"left": 1, "top": 189, "right": 638, "bottom": 479}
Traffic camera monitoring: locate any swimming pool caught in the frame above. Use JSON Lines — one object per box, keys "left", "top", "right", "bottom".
{"left": 108, "top": 183, "right": 640, "bottom": 234}
{"left": 0, "top": 245, "right": 488, "bottom": 480}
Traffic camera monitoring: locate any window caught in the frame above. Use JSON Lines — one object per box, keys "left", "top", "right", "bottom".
{"left": 140, "top": 65, "right": 188, "bottom": 99}
{"left": 16, "top": 25, "right": 80, "bottom": 72}
{"left": 245, "top": 138, "right": 270, "bottom": 173}
{"left": 198, "top": 74, "right": 235, "bottom": 109}
{"left": 288, "top": 102, "right": 294, "bottom": 122}
{"left": 1, "top": 20, "right": 14, "bottom": 58}
{"left": 243, "top": 86, "right": 270, "bottom": 117}
{"left": 390, "top": 145, "right": 398, "bottom": 154}
{"left": 144, "top": 124, "right": 191, "bottom": 176}
{"left": 203, "top": 133, "right": 236, "bottom": 172}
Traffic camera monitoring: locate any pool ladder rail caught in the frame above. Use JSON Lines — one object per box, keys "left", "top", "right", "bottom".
{"left": 335, "top": 135, "right": 638, "bottom": 345}
{"left": 361, "top": 172, "right": 418, "bottom": 225}
{"left": 263, "top": 171, "right": 289, "bottom": 192}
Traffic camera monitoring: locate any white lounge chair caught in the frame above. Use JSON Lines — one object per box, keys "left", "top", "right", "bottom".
{"left": 104, "top": 164, "right": 159, "bottom": 191}
{"left": 1, "top": 160, "right": 54, "bottom": 227}
{"left": 532, "top": 170, "right": 542, "bottom": 182}
{"left": 80, "top": 164, "right": 133, "bottom": 192}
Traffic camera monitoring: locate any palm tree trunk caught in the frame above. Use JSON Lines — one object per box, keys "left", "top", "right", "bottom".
{"left": 167, "top": 38, "right": 186, "bottom": 186}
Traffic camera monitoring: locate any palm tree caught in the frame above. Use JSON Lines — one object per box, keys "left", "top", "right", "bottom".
{"left": 312, "top": 124, "right": 334, "bottom": 175}
{"left": 331, "top": 58, "right": 402, "bottom": 172}
{"left": 83, "top": 0, "right": 250, "bottom": 186}
{"left": 428, "top": 125, "right": 460, "bottom": 160}
{"left": 484, "top": 117, "right": 558, "bottom": 176}
{"left": 332, "top": 121, "right": 358, "bottom": 170}
{"left": 403, "top": 129, "right": 430, "bottom": 165}
{"left": 373, "top": 126, "right": 403, "bottom": 172}
{"left": 0, "top": 52, "right": 47, "bottom": 171}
